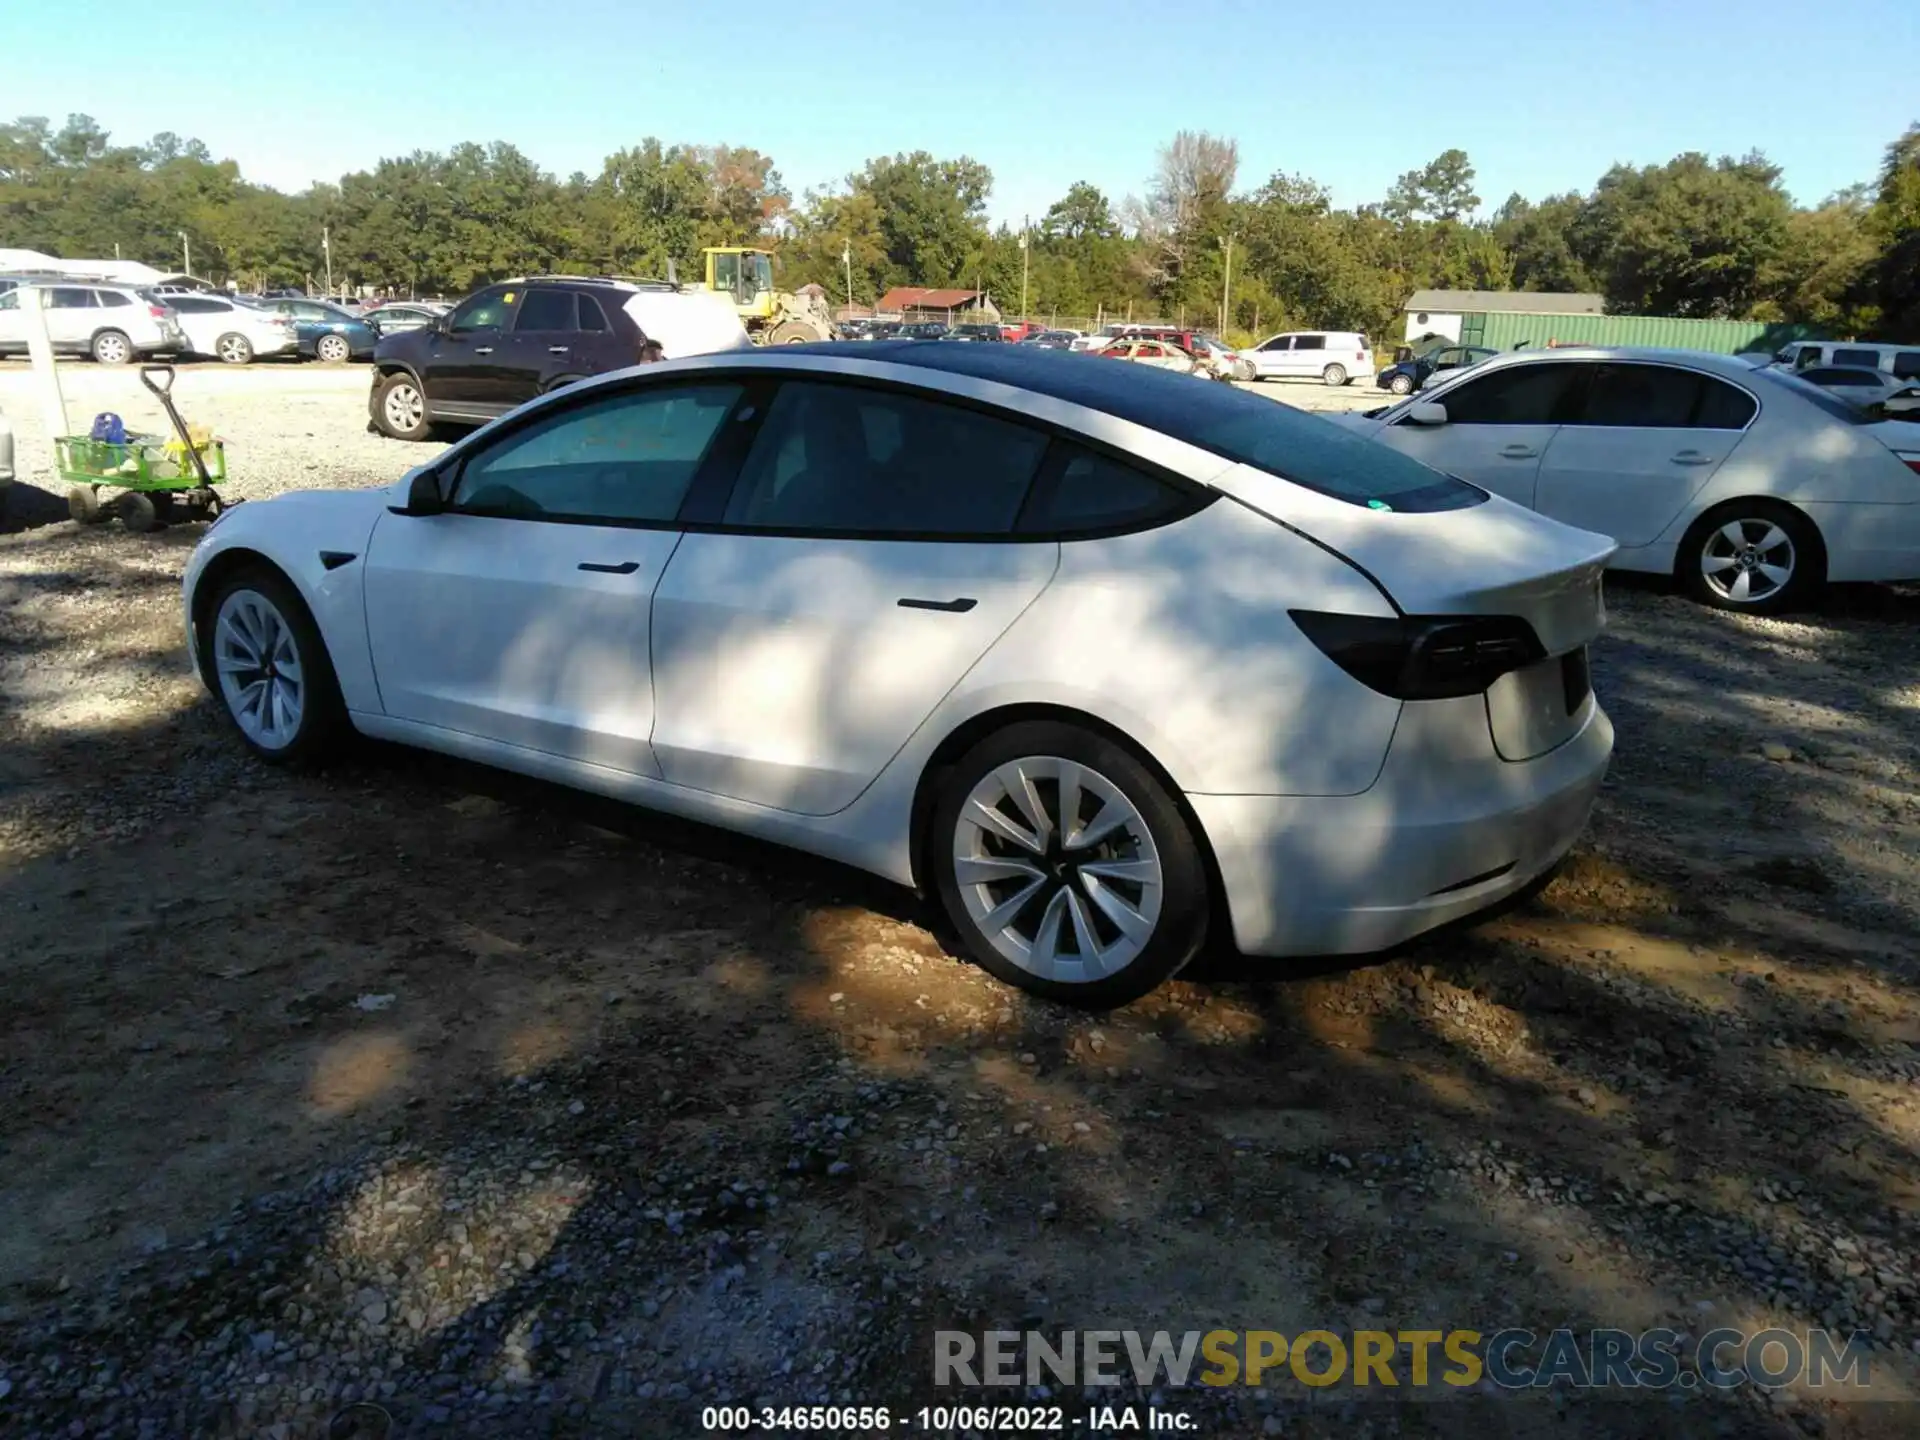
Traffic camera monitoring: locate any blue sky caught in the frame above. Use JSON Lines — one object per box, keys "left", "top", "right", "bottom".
{"left": 3, "top": 0, "right": 1913, "bottom": 223}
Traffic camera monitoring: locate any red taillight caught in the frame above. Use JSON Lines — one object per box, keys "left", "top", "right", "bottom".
{"left": 1356, "top": 350, "right": 1366, "bottom": 361}
{"left": 1897, "top": 452, "right": 1920, "bottom": 475}
{"left": 149, "top": 305, "right": 168, "bottom": 319}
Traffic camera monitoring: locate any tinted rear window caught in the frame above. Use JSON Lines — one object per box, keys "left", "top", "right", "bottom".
{"left": 1751, "top": 367, "right": 1871, "bottom": 425}
{"left": 868, "top": 343, "right": 1482, "bottom": 512}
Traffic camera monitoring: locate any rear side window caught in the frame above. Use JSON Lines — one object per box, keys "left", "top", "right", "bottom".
{"left": 515, "top": 289, "right": 576, "bottom": 332}
{"left": 48, "top": 288, "right": 96, "bottom": 309}
{"left": 1293, "top": 335, "right": 1325, "bottom": 351}
{"left": 578, "top": 295, "right": 609, "bottom": 332}
{"left": 723, "top": 381, "right": 1047, "bottom": 535}
{"left": 97, "top": 290, "right": 133, "bottom": 308}
{"left": 1435, "top": 363, "right": 1580, "bottom": 425}
{"left": 1832, "top": 348, "right": 1881, "bottom": 369}
{"left": 1894, "top": 352, "right": 1920, "bottom": 381}
{"left": 1018, "top": 447, "right": 1193, "bottom": 535}
{"left": 1566, "top": 363, "right": 1755, "bottom": 429}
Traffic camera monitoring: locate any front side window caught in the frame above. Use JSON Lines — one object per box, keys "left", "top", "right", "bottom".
{"left": 722, "top": 381, "right": 1047, "bottom": 535}
{"left": 1260, "top": 336, "right": 1291, "bottom": 352}
{"left": 514, "top": 289, "right": 576, "bottom": 332}
{"left": 452, "top": 383, "right": 742, "bottom": 524}
{"left": 0, "top": 291, "right": 16, "bottom": 311}
{"left": 1430, "top": 362, "right": 1580, "bottom": 425}
{"left": 448, "top": 288, "right": 517, "bottom": 333}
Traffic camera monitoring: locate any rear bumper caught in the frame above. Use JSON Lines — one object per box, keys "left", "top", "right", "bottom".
{"left": 1190, "top": 695, "right": 1612, "bottom": 957}
{"left": 1799, "top": 501, "right": 1920, "bottom": 584}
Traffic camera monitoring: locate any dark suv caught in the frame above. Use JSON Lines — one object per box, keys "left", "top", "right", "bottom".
{"left": 369, "top": 277, "right": 676, "bottom": 439}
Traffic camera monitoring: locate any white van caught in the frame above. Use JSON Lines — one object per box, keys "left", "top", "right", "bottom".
{"left": 1774, "top": 340, "right": 1920, "bottom": 382}
{"left": 1246, "top": 331, "right": 1374, "bottom": 386}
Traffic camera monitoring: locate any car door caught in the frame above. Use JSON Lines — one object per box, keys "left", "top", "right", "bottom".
{"left": 1251, "top": 335, "right": 1291, "bottom": 379}
{"left": 363, "top": 379, "right": 747, "bottom": 774}
{"left": 1533, "top": 362, "right": 1754, "bottom": 545}
{"left": 1373, "top": 359, "right": 1583, "bottom": 507}
{"left": 572, "top": 291, "right": 629, "bottom": 375}
{"left": 1286, "top": 333, "right": 1326, "bottom": 378}
{"left": 420, "top": 286, "right": 521, "bottom": 411}
{"left": 500, "top": 286, "right": 578, "bottom": 405}
{"left": 648, "top": 377, "right": 1059, "bottom": 815}
{"left": 0, "top": 288, "right": 20, "bottom": 351}
{"left": 45, "top": 286, "right": 97, "bottom": 349}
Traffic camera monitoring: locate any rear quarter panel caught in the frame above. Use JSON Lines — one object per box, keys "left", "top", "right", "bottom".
{"left": 935, "top": 497, "right": 1404, "bottom": 797}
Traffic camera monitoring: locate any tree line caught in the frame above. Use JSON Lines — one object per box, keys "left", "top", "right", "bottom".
{"left": 2, "top": 114, "right": 1916, "bottom": 342}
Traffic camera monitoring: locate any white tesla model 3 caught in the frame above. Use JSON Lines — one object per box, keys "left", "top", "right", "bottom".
{"left": 182, "top": 344, "right": 1616, "bottom": 1006}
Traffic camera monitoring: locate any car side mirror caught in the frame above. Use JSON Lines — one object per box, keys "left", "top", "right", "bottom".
{"left": 389, "top": 467, "right": 447, "bottom": 516}
{"left": 1406, "top": 402, "right": 1449, "bottom": 426}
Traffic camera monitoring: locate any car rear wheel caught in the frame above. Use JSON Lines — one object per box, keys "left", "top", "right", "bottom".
{"left": 1322, "top": 363, "right": 1348, "bottom": 386}
{"left": 1388, "top": 372, "right": 1414, "bottom": 395}
{"left": 931, "top": 721, "right": 1209, "bottom": 1008}
{"left": 200, "top": 567, "right": 348, "bottom": 766}
{"left": 216, "top": 332, "right": 254, "bottom": 365}
{"left": 373, "top": 374, "right": 432, "bottom": 441}
{"left": 1679, "top": 500, "right": 1825, "bottom": 614}
{"left": 316, "top": 333, "right": 352, "bottom": 363}
{"left": 91, "top": 330, "right": 133, "bottom": 365}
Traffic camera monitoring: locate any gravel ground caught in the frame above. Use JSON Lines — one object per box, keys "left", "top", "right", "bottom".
{"left": 2, "top": 366, "right": 1919, "bottom": 1438}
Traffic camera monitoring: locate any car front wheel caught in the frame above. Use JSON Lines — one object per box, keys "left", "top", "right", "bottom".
{"left": 316, "top": 333, "right": 352, "bottom": 363}
{"left": 200, "top": 567, "right": 348, "bottom": 766}
{"left": 1388, "top": 372, "right": 1414, "bottom": 395}
{"left": 931, "top": 722, "right": 1208, "bottom": 1008}
{"left": 1679, "top": 501, "right": 1824, "bottom": 614}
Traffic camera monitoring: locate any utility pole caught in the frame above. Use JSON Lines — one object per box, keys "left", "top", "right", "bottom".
{"left": 178, "top": 231, "right": 191, "bottom": 278}
{"left": 1218, "top": 233, "right": 1234, "bottom": 336}
{"left": 842, "top": 240, "right": 853, "bottom": 317}
{"left": 1018, "top": 217, "right": 1030, "bottom": 323}
{"left": 323, "top": 225, "right": 333, "bottom": 299}
{"left": 113, "top": 242, "right": 121, "bottom": 260}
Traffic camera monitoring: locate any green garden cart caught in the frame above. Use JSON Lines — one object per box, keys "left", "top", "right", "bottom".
{"left": 58, "top": 366, "right": 231, "bottom": 532}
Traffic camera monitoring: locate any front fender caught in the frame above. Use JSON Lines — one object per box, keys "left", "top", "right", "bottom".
{"left": 184, "top": 490, "right": 391, "bottom": 713}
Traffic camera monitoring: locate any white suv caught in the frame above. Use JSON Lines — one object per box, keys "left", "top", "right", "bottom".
{"left": 1247, "top": 331, "right": 1374, "bottom": 386}
{"left": 0, "top": 281, "right": 187, "bottom": 364}
{"left": 167, "top": 293, "right": 298, "bottom": 364}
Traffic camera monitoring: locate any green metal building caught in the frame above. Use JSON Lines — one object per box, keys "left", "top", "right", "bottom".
{"left": 1402, "top": 290, "right": 1823, "bottom": 357}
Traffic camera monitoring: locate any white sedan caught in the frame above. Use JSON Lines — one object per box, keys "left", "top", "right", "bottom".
{"left": 166, "top": 293, "right": 298, "bottom": 363}
{"left": 181, "top": 345, "right": 1614, "bottom": 1007}
{"left": 1343, "top": 347, "right": 1920, "bottom": 612}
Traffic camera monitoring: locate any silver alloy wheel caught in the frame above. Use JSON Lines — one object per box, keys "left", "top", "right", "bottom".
{"left": 1700, "top": 517, "right": 1795, "bottom": 604}
{"left": 217, "top": 333, "right": 252, "bottom": 364}
{"left": 94, "top": 332, "right": 130, "bottom": 364}
{"left": 213, "top": 588, "right": 305, "bottom": 750}
{"left": 317, "top": 334, "right": 350, "bottom": 362}
{"left": 952, "top": 756, "right": 1163, "bottom": 982}
{"left": 383, "top": 381, "right": 424, "bottom": 432}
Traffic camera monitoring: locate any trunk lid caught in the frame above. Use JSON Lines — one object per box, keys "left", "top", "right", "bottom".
{"left": 1211, "top": 461, "right": 1617, "bottom": 657}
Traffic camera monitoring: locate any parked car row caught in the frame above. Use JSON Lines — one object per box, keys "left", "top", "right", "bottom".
{"left": 0, "top": 274, "right": 453, "bottom": 365}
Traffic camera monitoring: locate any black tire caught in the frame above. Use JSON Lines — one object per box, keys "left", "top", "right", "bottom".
{"left": 197, "top": 565, "right": 349, "bottom": 767}
{"left": 929, "top": 721, "right": 1209, "bottom": 1008}
{"left": 215, "top": 332, "right": 254, "bottom": 365}
{"left": 315, "top": 333, "right": 351, "bottom": 363}
{"left": 1322, "top": 363, "right": 1348, "bottom": 386}
{"left": 117, "top": 490, "right": 161, "bottom": 532}
{"left": 1388, "top": 372, "right": 1414, "bottom": 395}
{"left": 373, "top": 373, "right": 433, "bottom": 441}
{"left": 1677, "top": 499, "right": 1825, "bottom": 615}
{"left": 67, "top": 484, "right": 107, "bottom": 524}
{"left": 91, "top": 329, "right": 134, "bottom": 365}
